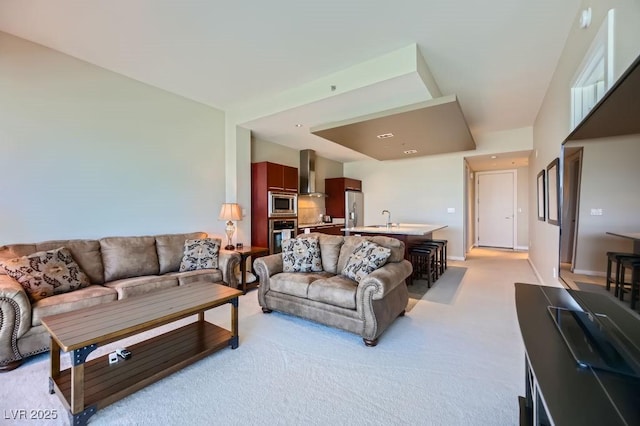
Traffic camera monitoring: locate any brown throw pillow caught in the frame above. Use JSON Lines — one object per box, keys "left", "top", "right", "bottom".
{"left": 179, "top": 238, "right": 221, "bottom": 271}
{"left": 0, "top": 247, "right": 91, "bottom": 302}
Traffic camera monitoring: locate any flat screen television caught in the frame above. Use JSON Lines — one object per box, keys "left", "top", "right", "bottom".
{"left": 548, "top": 306, "right": 640, "bottom": 378}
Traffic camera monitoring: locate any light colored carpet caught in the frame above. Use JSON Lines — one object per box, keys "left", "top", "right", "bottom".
{"left": 0, "top": 248, "right": 538, "bottom": 426}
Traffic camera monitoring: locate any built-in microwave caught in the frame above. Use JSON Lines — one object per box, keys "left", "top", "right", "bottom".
{"left": 268, "top": 191, "right": 297, "bottom": 217}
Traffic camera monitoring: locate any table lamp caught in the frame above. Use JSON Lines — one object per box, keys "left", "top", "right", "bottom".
{"left": 219, "top": 203, "right": 242, "bottom": 250}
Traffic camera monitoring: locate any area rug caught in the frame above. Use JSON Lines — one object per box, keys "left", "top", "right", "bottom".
{"left": 406, "top": 266, "right": 467, "bottom": 312}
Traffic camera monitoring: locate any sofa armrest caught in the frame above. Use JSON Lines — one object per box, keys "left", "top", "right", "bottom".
{"left": 357, "top": 260, "right": 413, "bottom": 301}
{"left": 253, "top": 254, "right": 283, "bottom": 306}
{"left": 0, "top": 275, "right": 32, "bottom": 364}
{"left": 218, "top": 250, "right": 241, "bottom": 288}
{"left": 356, "top": 260, "right": 412, "bottom": 342}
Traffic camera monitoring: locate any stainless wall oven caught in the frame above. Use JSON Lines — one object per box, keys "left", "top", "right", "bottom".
{"left": 268, "top": 218, "right": 297, "bottom": 254}
{"left": 268, "top": 191, "right": 297, "bottom": 217}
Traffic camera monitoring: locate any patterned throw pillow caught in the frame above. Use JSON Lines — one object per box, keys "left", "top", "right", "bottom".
{"left": 0, "top": 247, "right": 91, "bottom": 302}
{"left": 342, "top": 240, "right": 391, "bottom": 282}
{"left": 179, "top": 238, "right": 221, "bottom": 271}
{"left": 282, "top": 237, "right": 323, "bottom": 272}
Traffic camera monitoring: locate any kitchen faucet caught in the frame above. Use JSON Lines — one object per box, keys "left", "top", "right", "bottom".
{"left": 381, "top": 209, "right": 391, "bottom": 227}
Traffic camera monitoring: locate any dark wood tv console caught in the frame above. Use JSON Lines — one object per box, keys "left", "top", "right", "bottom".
{"left": 515, "top": 283, "right": 640, "bottom": 425}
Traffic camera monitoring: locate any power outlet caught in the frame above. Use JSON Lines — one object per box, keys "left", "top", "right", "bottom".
{"left": 590, "top": 208, "right": 603, "bottom": 216}
{"left": 447, "top": 207, "right": 455, "bottom": 213}
{"left": 552, "top": 267, "right": 557, "bottom": 278}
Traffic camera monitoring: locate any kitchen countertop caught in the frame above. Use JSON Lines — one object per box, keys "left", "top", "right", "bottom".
{"left": 342, "top": 223, "right": 447, "bottom": 235}
{"left": 298, "top": 221, "right": 345, "bottom": 228}
{"left": 298, "top": 222, "right": 336, "bottom": 228}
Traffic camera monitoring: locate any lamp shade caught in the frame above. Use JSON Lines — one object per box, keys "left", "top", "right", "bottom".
{"left": 219, "top": 203, "right": 242, "bottom": 221}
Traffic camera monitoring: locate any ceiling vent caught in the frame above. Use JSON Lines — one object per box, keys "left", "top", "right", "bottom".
{"left": 299, "top": 149, "right": 326, "bottom": 197}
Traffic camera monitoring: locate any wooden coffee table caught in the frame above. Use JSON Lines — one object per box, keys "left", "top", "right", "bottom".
{"left": 41, "top": 282, "right": 242, "bottom": 425}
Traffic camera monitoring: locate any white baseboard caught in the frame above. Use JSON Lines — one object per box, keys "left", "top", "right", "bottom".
{"left": 515, "top": 245, "right": 529, "bottom": 251}
{"left": 572, "top": 269, "right": 606, "bottom": 277}
{"left": 448, "top": 256, "right": 465, "bottom": 261}
{"left": 527, "top": 258, "right": 544, "bottom": 285}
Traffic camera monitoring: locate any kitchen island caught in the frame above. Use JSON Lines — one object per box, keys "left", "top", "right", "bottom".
{"left": 342, "top": 223, "right": 447, "bottom": 261}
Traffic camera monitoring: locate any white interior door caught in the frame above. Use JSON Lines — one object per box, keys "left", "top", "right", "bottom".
{"left": 476, "top": 171, "right": 515, "bottom": 248}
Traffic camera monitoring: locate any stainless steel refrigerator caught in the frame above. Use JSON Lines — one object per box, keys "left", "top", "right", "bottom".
{"left": 345, "top": 190, "right": 364, "bottom": 228}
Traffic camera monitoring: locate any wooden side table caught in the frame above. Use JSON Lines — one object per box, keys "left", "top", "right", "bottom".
{"left": 235, "top": 246, "right": 269, "bottom": 294}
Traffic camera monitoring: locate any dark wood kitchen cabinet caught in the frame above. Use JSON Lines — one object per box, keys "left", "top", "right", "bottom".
{"left": 257, "top": 161, "right": 298, "bottom": 193}
{"left": 325, "top": 177, "right": 362, "bottom": 218}
{"left": 251, "top": 162, "right": 298, "bottom": 249}
{"left": 297, "top": 224, "right": 343, "bottom": 236}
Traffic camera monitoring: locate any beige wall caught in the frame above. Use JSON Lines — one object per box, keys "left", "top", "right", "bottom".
{"left": 530, "top": 0, "right": 640, "bottom": 285}
{"left": 0, "top": 32, "right": 228, "bottom": 243}
{"left": 568, "top": 136, "right": 640, "bottom": 275}
{"left": 345, "top": 127, "right": 533, "bottom": 260}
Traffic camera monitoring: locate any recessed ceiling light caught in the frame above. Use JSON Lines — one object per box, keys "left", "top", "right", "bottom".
{"left": 403, "top": 149, "right": 417, "bottom": 154}
{"left": 377, "top": 133, "right": 394, "bottom": 139}
{"left": 295, "top": 124, "right": 303, "bottom": 128}
{"left": 490, "top": 155, "right": 497, "bottom": 159}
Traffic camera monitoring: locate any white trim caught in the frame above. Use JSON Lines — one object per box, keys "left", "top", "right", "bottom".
{"left": 448, "top": 256, "right": 465, "bottom": 261}
{"left": 475, "top": 169, "right": 517, "bottom": 250}
{"left": 515, "top": 245, "right": 529, "bottom": 251}
{"left": 570, "top": 9, "right": 616, "bottom": 130}
{"left": 573, "top": 269, "right": 606, "bottom": 277}
{"left": 527, "top": 258, "right": 544, "bottom": 285}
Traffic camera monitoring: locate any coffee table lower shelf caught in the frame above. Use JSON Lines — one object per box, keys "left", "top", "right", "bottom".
{"left": 50, "top": 321, "right": 232, "bottom": 416}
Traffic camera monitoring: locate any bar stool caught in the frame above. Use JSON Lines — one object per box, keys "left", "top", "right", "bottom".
{"left": 411, "top": 242, "right": 442, "bottom": 279}
{"left": 428, "top": 239, "right": 448, "bottom": 271}
{"left": 605, "top": 251, "right": 640, "bottom": 295}
{"left": 425, "top": 240, "right": 447, "bottom": 275}
{"left": 606, "top": 251, "right": 635, "bottom": 296}
{"left": 618, "top": 257, "right": 640, "bottom": 309}
{"left": 409, "top": 246, "right": 437, "bottom": 287}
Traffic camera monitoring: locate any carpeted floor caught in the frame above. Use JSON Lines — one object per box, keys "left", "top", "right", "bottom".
{"left": 0, "top": 248, "right": 538, "bottom": 426}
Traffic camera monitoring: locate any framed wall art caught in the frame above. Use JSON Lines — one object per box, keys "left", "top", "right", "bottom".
{"left": 546, "top": 158, "right": 560, "bottom": 225}
{"left": 537, "top": 169, "right": 545, "bottom": 221}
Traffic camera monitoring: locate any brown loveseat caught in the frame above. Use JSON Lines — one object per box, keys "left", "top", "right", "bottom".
{"left": 0, "top": 231, "right": 240, "bottom": 370}
{"left": 253, "top": 233, "right": 412, "bottom": 346}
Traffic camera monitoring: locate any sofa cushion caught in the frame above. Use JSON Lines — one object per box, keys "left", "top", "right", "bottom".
{"left": 270, "top": 271, "right": 333, "bottom": 298}
{"left": 307, "top": 275, "right": 358, "bottom": 309}
{"left": 282, "top": 237, "right": 323, "bottom": 272}
{"left": 168, "top": 269, "right": 223, "bottom": 286}
{"left": 100, "top": 236, "right": 159, "bottom": 282}
{"left": 179, "top": 238, "right": 221, "bottom": 271}
{"left": 156, "top": 232, "right": 207, "bottom": 274}
{"left": 0, "top": 247, "right": 92, "bottom": 302}
{"left": 37, "top": 239, "right": 104, "bottom": 284}
{"left": 315, "top": 234, "right": 344, "bottom": 274}
{"left": 31, "top": 285, "right": 118, "bottom": 326}
{"left": 342, "top": 240, "right": 391, "bottom": 283}
{"left": 105, "top": 275, "right": 178, "bottom": 299}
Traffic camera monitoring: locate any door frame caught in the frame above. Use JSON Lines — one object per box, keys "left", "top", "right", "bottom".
{"left": 563, "top": 148, "right": 583, "bottom": 271}
{"left": 474, "top": 169, "right": 518, "bottom": 249}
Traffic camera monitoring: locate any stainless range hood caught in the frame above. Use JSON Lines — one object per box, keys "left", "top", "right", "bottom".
{"left": 299, "top": 149, "right": 326, "bottom": 197}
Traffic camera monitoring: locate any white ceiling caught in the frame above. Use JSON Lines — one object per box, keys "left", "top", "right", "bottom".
{"left": 0, "top": 0, "right": 581, "bottom": 164}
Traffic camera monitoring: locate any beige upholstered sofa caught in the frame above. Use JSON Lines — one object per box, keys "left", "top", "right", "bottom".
{"left": 254, "top": 233, "right": 412, "bottom": 346}
{"left": 0, "top": 231, "right": 240, "bottom": 370}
